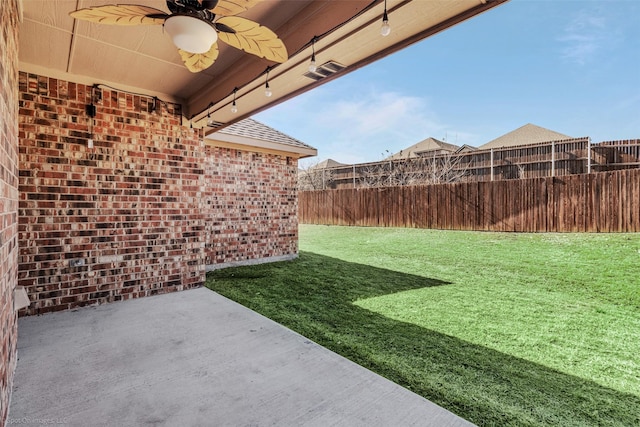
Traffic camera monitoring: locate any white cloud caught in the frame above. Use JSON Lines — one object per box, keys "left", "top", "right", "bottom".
{"left": 558, "top": 7, "right": 620, "bottom": 65}
{"left": 257, "top": 82, "right": 458, "bottom": 163}
{"left": 319, "top": 91, "right": 438, "bottom": 140}
{"left": 255, "top": 73, "right": 491, "bottom": 163}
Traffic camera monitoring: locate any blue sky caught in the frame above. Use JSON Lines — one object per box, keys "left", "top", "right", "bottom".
{"left": 255, "top": 0, "right": 640, "bottom": 165}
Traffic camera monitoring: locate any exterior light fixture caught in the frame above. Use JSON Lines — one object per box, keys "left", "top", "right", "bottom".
{"left": 86, "top": 99, "right": 96, "bottom": 150}
{"left": 231, "top": 88, "right": 238, "bottom": 113}
{"left": 92, "top": 85, "right": 102, "bottom": 104}
{"left": 164, "top": 15, "right": 218, "bottom": 54}
{"left": 381, "top": 0, "right": 391, "bottom": 36}
{"left": 150, "top": 96, "right": 161, "bottom": 115}
{"left": 264, "top": 69, "right": 272, "bottom": 97}
{"left": 308, "top": 37, "right": 317, "bottom": 73}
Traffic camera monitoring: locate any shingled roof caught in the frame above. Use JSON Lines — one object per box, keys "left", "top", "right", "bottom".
{"left": 310, "top": 159, "right": 345, "bottom": 169}
{"left": 479, "top": 124, "right": 573, "bottom": 150}
{"left": 387, "top": 137, "right": 459, "bottom": 160}
{"left": 207, "top": 118, "right": 317, "bottom": 158}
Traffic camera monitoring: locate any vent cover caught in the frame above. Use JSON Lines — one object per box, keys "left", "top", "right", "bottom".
{"left": 207, "top": 121, "right": 226, "bottom": 129}
{"left": 304, "top": 61, "right": 346, "bottom": 81}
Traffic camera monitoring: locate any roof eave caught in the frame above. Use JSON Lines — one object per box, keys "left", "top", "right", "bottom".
{"left": 206, "top": 133, "right": 317, "bottom": 159}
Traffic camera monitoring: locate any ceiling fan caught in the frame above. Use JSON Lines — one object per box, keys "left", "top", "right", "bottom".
{"left": 69, "top": 0, "right": 288, "bottom": 73}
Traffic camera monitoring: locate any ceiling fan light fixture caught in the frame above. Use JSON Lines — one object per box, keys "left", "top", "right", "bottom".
{"left": 164, "top": 15, "right": 218, "bottom": 54}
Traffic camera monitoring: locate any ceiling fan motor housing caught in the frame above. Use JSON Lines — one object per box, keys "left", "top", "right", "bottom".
{"left": 164, "top": 14, "right": 218, "bottom": 53}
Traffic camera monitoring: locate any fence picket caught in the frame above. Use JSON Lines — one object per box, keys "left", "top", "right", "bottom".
{"left": 299, "top": 170, "right": 640, "bottom": 233}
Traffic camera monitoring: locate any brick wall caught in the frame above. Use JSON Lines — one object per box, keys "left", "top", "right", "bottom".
{"left": 1, "top": 0, "right": 20, "bottom": 423}
{"left": 203, "top": 147, "right": 298, "bottom": 267}
{"left": 18, "top": 72, "right": 300, "bottom": 315}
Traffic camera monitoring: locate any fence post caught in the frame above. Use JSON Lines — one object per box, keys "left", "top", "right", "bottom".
{"left": 490, "top": 148, "right": 494, "bottom": 181}
{"left": 587, "top": 137, "right": 592, "bottom": 174}
{"left": 551, "top": 140, "right": 555, "bottom": 177}
{"left": 353, "top": 164, "right": 356, "bottom": 188}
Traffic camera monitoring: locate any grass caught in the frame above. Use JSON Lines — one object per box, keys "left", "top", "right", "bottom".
{"left": 206, "top": 225, "right": 640, "bottom": 426}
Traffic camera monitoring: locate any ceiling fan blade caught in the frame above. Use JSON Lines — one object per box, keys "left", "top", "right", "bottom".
{"left": 201, "top": 0, "right": 219, "bottom": 10}
{"left": 214, "top": 22, "right": 236, "bottom": 34}
{"left": 69, "top": 5, "right": 167, "bottom": 25}
{"left": 217, "top": 16, "right": 288, "bottom": 63}
{"left": 211, "top": 0, "right": 260, "bottom": 17}
{"left": 146, "top": 14, "right": 170, "bottom": 20}
{"left": 179, "top": 43, "right": 220, "bottom": 72}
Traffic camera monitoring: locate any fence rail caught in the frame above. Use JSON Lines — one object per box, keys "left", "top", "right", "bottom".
{"left": 299, "top": 169, "right": 640, "bottom": 233}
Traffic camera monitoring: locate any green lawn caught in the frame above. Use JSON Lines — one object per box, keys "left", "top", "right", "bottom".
{"left": 206, "top": 225, "right": 640, "bottom": 426}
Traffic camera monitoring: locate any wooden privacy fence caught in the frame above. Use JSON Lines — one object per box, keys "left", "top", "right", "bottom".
{"left": 299, "top": 169, "right": 640, "bottom": 232}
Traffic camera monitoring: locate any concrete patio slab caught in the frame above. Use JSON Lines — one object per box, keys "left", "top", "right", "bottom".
{"left": 9, "top": 287, "right": 474, "bottom": 426}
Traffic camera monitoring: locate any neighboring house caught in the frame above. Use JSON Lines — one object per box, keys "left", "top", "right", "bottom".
{"left": 478, "top": 123, "right": 573, "bottom": 150}
{"left": 297, "top": 159, "right": 342, "bottom": 190}
{"left": 390, "top": 124, "right": 571, "bottom": 160}
{"left": 386, "top": 137, "right": 460, "bottom": 159}
{"left": 310, "top": 158, "right": 345, "bottom": 169}
{"left": 591, "top": 139, "right": 640, "bottom": 171}
{"left": 454, "top": 144, "right": 478, "bottom": 154}
{"left": 308, "top": 125, "right": 587, "bottom": 187}
{"left": 475, "top": 123, "right": 586, "bottom": 179}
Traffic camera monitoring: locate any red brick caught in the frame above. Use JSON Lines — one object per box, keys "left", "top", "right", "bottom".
{"left": 1, "top": 1, "right": 20, "bottom": 423}
{"left": 18, "top": 72, "right": 300, "bottom": 320}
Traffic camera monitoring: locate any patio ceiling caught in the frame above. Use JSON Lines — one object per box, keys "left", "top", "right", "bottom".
{"left": 18, "top": 0, "right": 509, "bottom": 133}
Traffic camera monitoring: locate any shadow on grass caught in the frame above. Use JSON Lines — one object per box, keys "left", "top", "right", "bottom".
{"left": 206, "top": 251, "right": 640, "bottom": 427}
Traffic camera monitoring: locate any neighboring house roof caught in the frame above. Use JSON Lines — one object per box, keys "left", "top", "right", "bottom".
{"left": 207, "top": 118, "right": 317, "bottom": 158}
{"left": 479, "top": 123, "right": 573, "bottom": 150}
{"left": 311, "top": 159, "right": 345, "bottom": 169}
{"left": 454, "top": 144, "right": 478, "bottom": 153}
{"left": 387, "top": 137, "right": 459, "bottom": 160}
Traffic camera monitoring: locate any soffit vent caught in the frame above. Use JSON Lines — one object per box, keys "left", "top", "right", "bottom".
{"left": 207, "top": 121, "right": 226, "bottom": 130}
{"left": 304, "top": 61, "right": 346, "bottom": 81}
